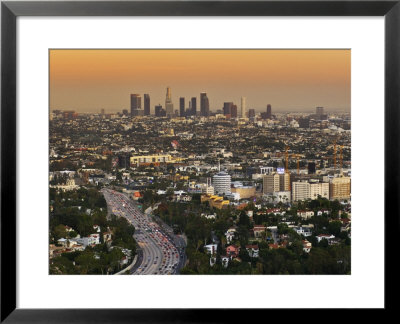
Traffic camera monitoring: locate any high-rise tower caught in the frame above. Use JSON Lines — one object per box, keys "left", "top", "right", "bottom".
{"left": 241, "top": 97, "right": 246, "bottom": 118}
{"left": 200, "top": 92, "right": 210, "bottom": 117}
{"left": 248, "top": 109, "right": 256, "bottom": 119}
{"left": 179, "top": 97, "right": 185, "bottom": 117}
{"left": 144, "top": 94, "right": 150, "bottom": 116}
{"left": 191, "top": 97, "right": 197, "bottom": 116}
{"left": 213, "top": 171, "right": 231, "bottom": 195}
{"left": 130, "top": 94, "right": 142, "bottom": 116}
{"left": 316, "top": 106, "right": 324, "bottom": 115}
{"left": 266, "top": 104, "right": 272, "bottom": 119}
{"left": 223, "top": 102, "right": 233, "bottom": 116}
{"left": 231, "top": 104, "right": 238, "bottom": 118}
{"left": 165, "top": 87, "right": 174, "bottom": 117}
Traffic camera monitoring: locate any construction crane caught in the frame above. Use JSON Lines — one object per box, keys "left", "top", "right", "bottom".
{"left": 285, "top": 146, "right": 290, "bottom": 172}
{"left": 333, "top": 139, "right": 337, "bottom": 172}
{"left": 340, "top": 145, "right": 344, "bottom": 173}
{"left": 280, "top": 145, "right": 291, "bottom": 192}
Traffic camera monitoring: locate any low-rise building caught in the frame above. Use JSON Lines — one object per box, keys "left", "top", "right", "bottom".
{"left": 201, "top": 213, "right": 216, "bottom": 220}
{"left": 264, "top": 191, "right": 291, "bottom": 204}
{"left": 231, "top": 185, "right": 256, "bottom": 199}
{"left": 302, "top": 240, "right": 312, "bottom": 253}
{"left": 317, "top": 209, "right": 331, "bottom": 216}
{"left": 89, "top": 233, "right": 100, "bottom": 245}
{"left": 201, "top": 194, "right": 229, "bottom": 209}
{"left": 204, "top": 244, "right": 218, "bottom": 255}
{"left": 57, "top": 238, "right": 68, "bottom": 247}
{"left": 297, "top": 210, "right": 315, "bottom": 219}
{"left": 103, "top": 227, "right": 113, "bottom": 243}
{"left": 245, "top": 245, "right": 259, "bottom": 258}
{"left": 225, "top": 228, "right": 236, "bottom": 244}
{"left": 50, "top": 179, "right": 79, "bottom": 191}
{"left": 316, "top": 234, "right": 335, "bottom": 243}
{"left": 253, "top": 225, "right": 267, "bottom": 238}
{"left": 226, "top": 245, "right": 240, "bottom": 258}
{"left": 221, "top": 256, "right": 230, "bottom": 268}
{"left": 293, "top": 226, "right": 313, "bottom": 237}
{"left": 130, "top": 154, "right": 183, "bottom": 166}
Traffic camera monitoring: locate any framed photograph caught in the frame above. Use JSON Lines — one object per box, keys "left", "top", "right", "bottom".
{"left": 1, "top": 0, "right": 398, "bottom": 321}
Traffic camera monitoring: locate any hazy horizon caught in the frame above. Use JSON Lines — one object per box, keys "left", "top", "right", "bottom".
{"left": 50, "top": 49, "right": 351, "bottom": 113}
{"left": 56, "top": 106, "right": 350, "bottom": 115}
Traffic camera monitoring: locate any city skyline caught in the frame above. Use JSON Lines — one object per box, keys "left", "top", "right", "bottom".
{"left": 50, "top": 49, "right": 351, "bottom": 113}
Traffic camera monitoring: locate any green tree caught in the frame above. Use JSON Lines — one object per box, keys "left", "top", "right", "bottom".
{"left": 53, "top": 224, "right": 67, "bottom": 241}
{"left": 328, "top": 221, "right": 342, "bottom": 237}
{"left": 277, "top": 223, "right": 289, "bottom": 235}
{"left": 50, "top": 256, "right": 76, "bottom": 274}
{"left": 75, "top": 252, "right": 96, "bottom": 274}
{"left": 67, "top": 230, "right": 78, "bottom": 238}
{"left": 237, "top": 212, "right": 251, "bottom": 229}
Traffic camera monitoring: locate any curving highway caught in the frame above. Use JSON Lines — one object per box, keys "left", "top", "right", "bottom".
{"left": 102, "top": 189, "right": 185, "bottom": 275}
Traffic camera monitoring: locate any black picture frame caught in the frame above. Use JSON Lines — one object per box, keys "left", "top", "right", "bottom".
{"left": 1, "top": 0, "right": 398, "bottom": 322}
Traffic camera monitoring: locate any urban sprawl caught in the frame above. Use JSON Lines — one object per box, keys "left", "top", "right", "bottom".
{"left": 49, "top": 87, "right": 351, "bottom": 275}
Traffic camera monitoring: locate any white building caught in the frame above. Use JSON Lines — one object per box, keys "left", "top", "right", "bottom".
{"left": 245, "top": 245, "right": 259, "bottom": 258}
{"left": 89, "top": 233, "right": 100, "bottom": 245}
{"left": 292, "top": 181, "right": 310, "bottom": 202}
{"left": 93, "top": 225, "right": 101, "bottom": 233}
{"left": 297, "top": 210, "right": 315, "bottom": 219}
{"left": 226, "top": 192, "right": 241, "bottom": 200}
{"left": 225, "top": 228, "right": 236, "bottom": 244}
{"left": 50, "top": 179, "right": 79, "bottom": 192}
{"left": 264, "top": 191, "right": 291, "bottom": 204}
{"left": 293, "top": 226, "right": 313, "bottom": 237}
{"left": 75, "top": 235, "right": 100, "bottom": 247}
{"left": 292, "top": 181, "right": 330, "bottom": 201}
{"left": 204, "top": 244, "right": 218, "bottom": 255}
{"left": 213, "top": 172, "right": 231, "bottom": 195}
{"left": 316, "top": 234, "right": 335, "bottom": 243}
{"left": 302, "top": 240, "right": 312, "bottom": 253}
{"left": 200, "top": 183, "right": 214, "bottom": 195}
{"left": 201, "top": 213, "right": 216, "bottom": 220}
{"left": 210, "top": 256, "right": 216, "bottom": 267}
{"left": 260, "top": 167, "right": 274, "bottom": 175}
{"left": 310, "top": 182, "right": 329, "bottom": 200}
{"left": 57, "top": 238, "right": 68, "bottom": 247}
{"left": 221, "top": 256, "right": 230, "bottom": 268}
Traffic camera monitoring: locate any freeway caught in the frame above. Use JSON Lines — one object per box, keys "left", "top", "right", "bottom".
{"left": 102, "top": 188, "right": 185, "bottom": 275}
{"left": 151, "top": 214, "right": 187, "bottom": 273}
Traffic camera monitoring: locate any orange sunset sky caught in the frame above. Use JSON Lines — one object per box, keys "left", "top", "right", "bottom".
{"left": 50, "top": 49, "right": 350, "bottom": 113}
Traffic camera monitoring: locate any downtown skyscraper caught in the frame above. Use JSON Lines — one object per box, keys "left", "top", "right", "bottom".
{"left": 231, "top": 104, "right": 238, "bottom": 118}
{"left": 266, "top": 104, "right": 272, "bottom": 119}
{"left": 241, "top": 97, "right": 246, "bottom": 118}
{"left": 144, "top": 94, "right": 150, "bottom": 116}
{"left": 179, "top": 97, "right": 185, "bottom": 117}
{"left": 191, "top": 97, "right": 197, "bottom": 116}
{"left": 130, "top": 94, "right": 143, "bottom": 116}
{"left": 223, "top": 102, "right": 233, "bottom": 116}
{"left": 200, "top": 92, "right": 209, "bottom": 117}
{"left": 165, "top": 87, "right": 174, "bottom": 117}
